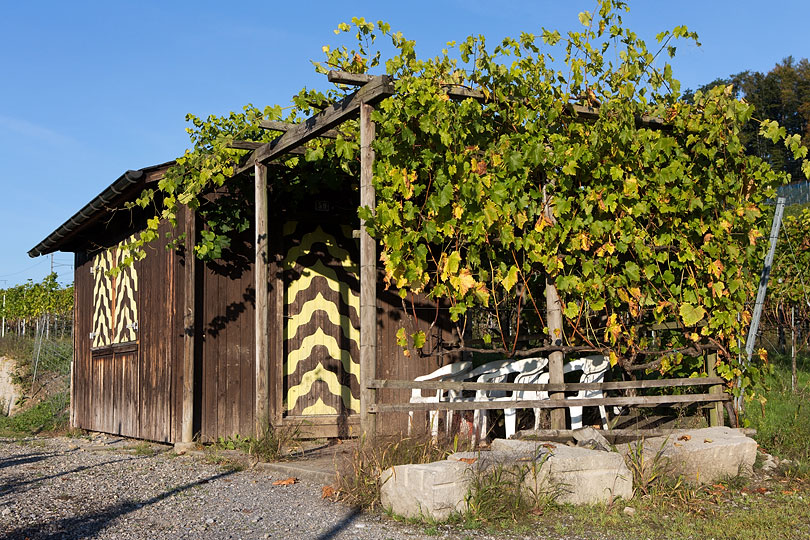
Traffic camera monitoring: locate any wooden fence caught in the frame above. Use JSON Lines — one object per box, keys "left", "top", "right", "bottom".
{"left": 366, "top": 375, "right": 730, "bottom": 428}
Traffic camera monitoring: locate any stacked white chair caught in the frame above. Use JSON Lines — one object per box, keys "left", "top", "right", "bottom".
{"left": 456, "top": 357, "right": 548, "bottom": 445}
{"left": 526, "top": 355, "right": 610, "bottom": 430}
{"left": 407, "top": 360, "right": 472, "bottom": 439}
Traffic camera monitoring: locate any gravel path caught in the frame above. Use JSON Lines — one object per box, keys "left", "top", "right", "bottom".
{"left": 0, "top": 436, "right": 498, "bottom": 540}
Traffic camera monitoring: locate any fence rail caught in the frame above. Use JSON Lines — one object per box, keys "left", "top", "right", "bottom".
{"left": 367, "top": 376, "right": 729, "bottom": 425}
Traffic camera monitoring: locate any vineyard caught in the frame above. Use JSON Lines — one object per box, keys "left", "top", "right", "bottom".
{"left": 0, "top": 273, "right": 73, "bottom": 340}
{"left": 0, "top": 274, "right": 73, "bottom": 424}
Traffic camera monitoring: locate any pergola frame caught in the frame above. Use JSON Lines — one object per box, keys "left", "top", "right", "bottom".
{"left": 177, "top": 70, "right": 724, "bottom": 443}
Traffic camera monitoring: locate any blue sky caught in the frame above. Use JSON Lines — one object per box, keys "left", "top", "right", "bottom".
{"left": 1, "top": 1, "right": 808, "bottom": 287}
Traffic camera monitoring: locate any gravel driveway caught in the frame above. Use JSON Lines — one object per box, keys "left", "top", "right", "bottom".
{"left": 0, "top": 436, "right": 492, "bottom": 540}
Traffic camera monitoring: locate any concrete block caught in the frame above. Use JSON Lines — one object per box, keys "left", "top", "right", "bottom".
{"left": 573, "top": 426, "right": 612, "bottom": 452}
{"left": 379, "top": 460, "right": 472, "bottom": 520}
{"left": 490, "top": 439, "right": 633, "bottom": 504}
{"left": 630, "top": 427, "right": 757, "bottom": 485}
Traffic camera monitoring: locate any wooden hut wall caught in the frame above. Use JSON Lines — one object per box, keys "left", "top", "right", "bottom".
{"left": 197, "top": 226, "right": 256, "bottom": 441}
{"left": 71, "top": 219, "right": 184, "bottom": 442}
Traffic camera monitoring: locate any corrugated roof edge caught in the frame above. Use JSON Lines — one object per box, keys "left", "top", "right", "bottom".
{"left": 28, "top": 160, "right": 175, "bottom": 258}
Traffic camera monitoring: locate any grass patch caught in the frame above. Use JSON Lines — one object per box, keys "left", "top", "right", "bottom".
{"left": 248, "top": 422, "right": 303, "bottom": 462}
{"left": 0, "top": 391, "right": 69, "bottom": 436}
{"left": 745, "top": 353, "right": 810, "bottom": 471}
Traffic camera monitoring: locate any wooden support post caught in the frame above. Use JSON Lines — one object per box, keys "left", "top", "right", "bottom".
{"left": 543, "top": 187, "right": 566, "bottom": 430}
{"left": 359, "top": 101, "right": 377, "bottom": 440}
{"left": 546, "top": 281, "right": 566, "bottom": 430}
{"left": 707, "top": 351, "right": 723, "bottom": 427}
{"left": 791, "top": 306, "right": 797, "bottom": 393}
{"left": 254, "top": 161, "right": 270, "bottom": 437}
{"left": 181, "top": 206, "right": 196, "bottom": 444}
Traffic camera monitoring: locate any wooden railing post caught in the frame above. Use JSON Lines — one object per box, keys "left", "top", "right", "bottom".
{"left": 180, "top": 205, "right": 196, "bottom": 445}
{"left": 707, "top": 351, "right": 723, "bottom": 427}
{"left": 359, "top": 101, "right": 377, "bottom": 440}
{"left": 254, "top": 161, "right": 270, "bottom": 437}
{"left": 544, "top": 185, "right": 566, "bottom": 430}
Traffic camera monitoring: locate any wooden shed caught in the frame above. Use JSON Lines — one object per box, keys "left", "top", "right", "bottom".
{"left": 29, "top": 156, "right": 458, "bottom": 443}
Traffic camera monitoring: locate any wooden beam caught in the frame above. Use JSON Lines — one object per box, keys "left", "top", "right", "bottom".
{"left": 327, "top": 70, "right": 374, "bottom": 85}
{"left": 237, "top": 75, "right": 395, "bottom": 174}
{"left": 254, "top": 162, "right": 270, "bottom": 437}
{"left": 368, "top": 393, "right": 730, "bottom": 413}
{"left": 258, "top": 120, "right": 339, "bottom": 139}
{"left": 367, "top": 376, "right": 727, "bottom": 393}
{"left": 180, "top": 205, "right": 196, "bottom": 444}
{"left": 228, "top": 141, "right": 264, "bottom": 150}
{"left": 516, "top": 427, "right": 756, "bottom": 443}
{"left": 359, "top": 101, "right": 377, "bottom": 440}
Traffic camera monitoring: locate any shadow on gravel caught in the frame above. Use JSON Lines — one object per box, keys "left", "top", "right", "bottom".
{"left": 314, "top": 506, "right": 361, "bottom": 540}
{"left": 0, "top": 452, "right": 61, "bottom": 470}
{"left": 0, "top": 454, "right": 136, "bottom": 496}
{"left": 3, "top": 469, "right": 238, "bottom": 540}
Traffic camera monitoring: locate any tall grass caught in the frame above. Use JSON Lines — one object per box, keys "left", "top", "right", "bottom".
{"left": 745, "top": 353, "right": 810, "bottom": 466}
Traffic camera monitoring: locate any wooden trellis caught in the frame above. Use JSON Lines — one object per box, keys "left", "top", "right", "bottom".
{"left": 184, "top": 69, "right": 731, "bottom": 442}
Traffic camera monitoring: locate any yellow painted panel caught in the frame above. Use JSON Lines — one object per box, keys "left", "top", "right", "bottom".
{"left": 286, "top": 362, "right": 359, "bottom": 413}
{"left": 285, "top": 327, "right": 359, "bottom": 377}
{"left": 284, "top": 292, "right": 359, "bottom": 346}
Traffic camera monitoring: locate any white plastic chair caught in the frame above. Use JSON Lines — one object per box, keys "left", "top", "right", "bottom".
{"left": 502, "top": 359, "right": 549, "bottom": 438}
{"left": 407, "top": 361, "right": 472, "bottom": 439}
{"left": 567, "top": 355, "right": 610, "bottom": 429}
{"left": 529, "top": 355, "right": 610, "bottom": 430}
{"left": 459, "top": 357, "right": 548, "bottom": 445}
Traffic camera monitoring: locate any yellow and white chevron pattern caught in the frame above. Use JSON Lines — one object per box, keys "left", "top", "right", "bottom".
{"left": 283, "top": 221, "right": 360, "bottom": 416}
{"left": 113, "top": 240, "right": 139, "bottom": 343}
{"left": 91, "top": 250, "right": 114, "bottom": 348}
{"left": 91, "top": 235, "right": 139, "bottom": 348}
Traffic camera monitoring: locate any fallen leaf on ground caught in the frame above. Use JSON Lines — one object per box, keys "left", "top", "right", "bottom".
{"left": 322, "top": 485, "right": 336, "bottom": 498}
{"left": 704, "top": 438, "right": 713, "bottom": 443}
{"left": 272, "top": 477, "right": 297, "bottom": 486}
{"left": 541, "top": 443, "right": 557, "bottom": 449}
{"left": 674, "top": 442, "right": 682, "bottom": 447}
{"left": 678, "top": 435, "right": 691, "bottom": 441}
{"left": 458, "top": 457, "right": 477, "bottom": 464}
{"left": 531, "top": 507, "right": 544, "bottom": 516}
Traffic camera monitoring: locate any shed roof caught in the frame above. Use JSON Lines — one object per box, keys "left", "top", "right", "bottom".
{"left": 28, "top": 161, "right": 174, "bottom": 257}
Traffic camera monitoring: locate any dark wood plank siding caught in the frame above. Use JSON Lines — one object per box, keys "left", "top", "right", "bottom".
{"left": 375, "top": 286, "right": 462, "bottom": 435}
{"left": 198, "top": 229, "right": 256, "bottom": 441}
{"left": 72, "top": 252, "right": 93, "bottom": 429}
{"left": 136, "top": 219, "right": 177, "bottom": 442}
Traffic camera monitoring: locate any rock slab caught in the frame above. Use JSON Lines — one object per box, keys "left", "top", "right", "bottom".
{"left": 379, "top": 460, "right": 472, "bottom": 520}
{"left": 490, "top": 439, "right": 633, "bottom": 504}
{"left": 631, "top": 426, "right": 757, "bottom": 484}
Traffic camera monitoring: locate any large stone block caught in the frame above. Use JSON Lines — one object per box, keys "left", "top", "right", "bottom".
{"left": 379, "top": 460, "right": 472, "bottom": 520}
{"left": 629, "top": 427, "right": 757, "bottom": 485}
{"left": 489, "top": 439, "right": 633, "bottom": 504}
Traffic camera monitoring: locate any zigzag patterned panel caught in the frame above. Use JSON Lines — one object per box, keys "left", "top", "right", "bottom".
{"left": 283, "top": 221, "right": 360, "bottom": 416}
{"left": 91, "top": 235, "right": 139, "bottom": 348}
{"left": 91, "top": 250, "right": 114, "bottom": 348}
{"left": 113, "top": 240, "right": 139, "bottom": 344}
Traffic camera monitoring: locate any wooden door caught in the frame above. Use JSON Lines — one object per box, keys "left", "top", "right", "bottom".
{"left": 282, "top": 220, "right": 360, "bottom": 435}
